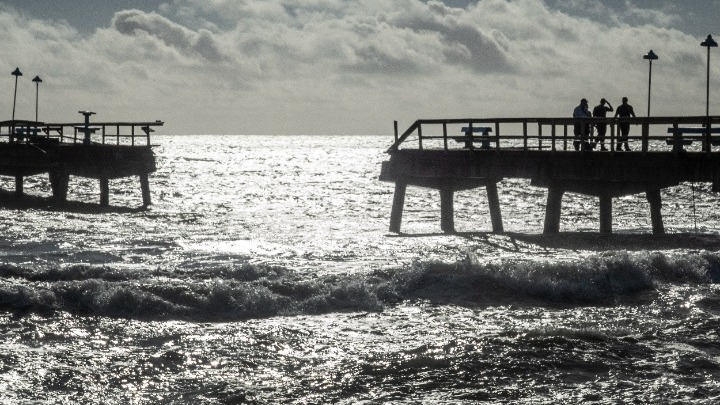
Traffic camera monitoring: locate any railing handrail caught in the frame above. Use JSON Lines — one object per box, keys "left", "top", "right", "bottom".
{"left": 387, "top": 120, "right": 420, "bottom": 152}
{"left": 388, "top": 116, "right": 720, "bottom": 153}
{"left": 0, "top": 120, "right": 164, "bottom": 146}
{"left": 400, "top": 115, "right": 720, "bottom": 124}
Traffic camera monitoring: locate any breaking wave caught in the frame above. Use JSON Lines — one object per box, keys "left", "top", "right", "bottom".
{"left": 1, "top": 251, "right": 719, "bottom": 321}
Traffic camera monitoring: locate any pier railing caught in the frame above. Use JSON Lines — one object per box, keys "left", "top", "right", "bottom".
{"left": 388, "top": 116, "right": 720, "bottom": 154}
{"left": 0, "top": 120, "right": 164, "bottom": 147}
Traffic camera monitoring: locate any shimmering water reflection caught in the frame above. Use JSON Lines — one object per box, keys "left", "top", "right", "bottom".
{"left": 2, "top": 282, "right": 719, "bottom": 403}
{"left": 1, "top": 136, "right": 719, "bottom": 403}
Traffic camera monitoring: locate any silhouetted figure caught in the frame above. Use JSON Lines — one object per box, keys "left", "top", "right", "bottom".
{"left": 593, "top": 98, "right": 613, "bottom": 151}
{"left": 573, "top": 98, "right": 592, "bottom": 151}
{"left": 614, "top": 97, "right": 636, "bottom": 151}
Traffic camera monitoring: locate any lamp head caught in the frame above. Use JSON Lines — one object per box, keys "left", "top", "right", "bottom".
{"left": 32, "top": 76, "right": 42, "bottom": 83}
{"left": 701, "top": 34, "right": 718, "bottom": 48}
{"left": 11, "top": 67, "right": 22, "bottom": 76}
{"left": 643, "top": 50, "right": 658, "bottom": 60}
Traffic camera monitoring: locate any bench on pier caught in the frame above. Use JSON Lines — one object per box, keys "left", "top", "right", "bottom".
{"left": 42, "top": 126, "right": 63, "bottom": 136}
{"left": 666, "top": 127, "right": 720, "bottom": 151}
{"left": 13, "top": 127, "right": 41, "bottom": 141}
{"left": 74, "top": 126, "right": 100, "bottom": 132}
{"left": 455, "top": 126, "right": 493, "bottom": 149}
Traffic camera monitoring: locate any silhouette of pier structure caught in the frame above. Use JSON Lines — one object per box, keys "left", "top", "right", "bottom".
{"left": 380, "top": 116, "right": 720, "bottom": 235}
{"left": 0, "top": 112, "right": 163, "bottom": 207}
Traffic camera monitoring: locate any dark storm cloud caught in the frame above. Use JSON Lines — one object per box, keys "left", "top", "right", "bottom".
{"left": 382, "top": 1, "right": 514, "bottom": 73}
{"left": 112, "top": 9, "right": 227, "bottom": 62}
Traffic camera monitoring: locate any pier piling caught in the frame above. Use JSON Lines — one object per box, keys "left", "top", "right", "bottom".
{"left": 100, "top": 178, "right": 110, "bottom": 206}
{"left": 389, "top": 181, "right": 407, "bottom": 233}
{"left": 140, "top": 173, "right": 152, "bottom": 207}
{"left": 646, "top": 189, "right": 665, "bottom": 235}
{"left": 440, "top": 188, "right": 455, "bottom": 233}
{"left": 599, "top": 194, "right": 612, "bottom": 234}
{"left": 14, "top": 175, "right": 23, "bottom": 199}
{"left": 49, "top": 171, "right": 69, "bottom": 202}
{"left": 486, "top": 182, "right": 504, "bottom": 233}
{"left": 543, "top": 187, "right": 564, "bottom": 235}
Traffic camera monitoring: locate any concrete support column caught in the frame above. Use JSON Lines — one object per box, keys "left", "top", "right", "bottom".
{"left": 440, "top": 188, "right": 455, "bottom": 233}
{"left": 389, "top": 181, "right": 407, "bottom": 233}
{"left": 599, "top": 194, "right": 612, "bottom": 234}
{"left": 486, "top": 182, "right": 504, "bottom": 233}
{"left": 14, "top": 175, "right": 23, "bottom": 199}
{"left": 49, "top": 171, "right": 69, "bottom": 202}
{"left": 544, "top": 187, "right": 564, "bottom": 235}
{"left": 646, "top": 189, "right": 665, "bottom": 235}
{"left": 100, "top": 178, "right": 110, "bottom": 206}
{"left": 140, "top": 173, "right": 152, "bottom": 207}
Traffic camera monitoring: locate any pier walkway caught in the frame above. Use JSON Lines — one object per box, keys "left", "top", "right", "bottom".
{"left": 379, "top": 116, "right": 720, "bottom": 235}
{"left": 0, "top": 116, "right": 163, "bottom": 207}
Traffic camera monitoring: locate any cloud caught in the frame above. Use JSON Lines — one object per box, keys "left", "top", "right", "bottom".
{"left": 378, "top": 0, "right": 515, "bottom": 73}
{"left": 0, "top": 0, "right": 716, "bottom": 135}
{"left": 112, "top": 9, "right": 228, "bottom": 62}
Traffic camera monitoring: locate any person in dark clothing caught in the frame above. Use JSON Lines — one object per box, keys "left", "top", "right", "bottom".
{"left": 592, "top": 98, "right": 613, "bottom": 151}
{"left": 573, "top": 98, "right": 592, "bottom": 151}
{"left": 614, "top": 97, "right": 636, "bottom": 151}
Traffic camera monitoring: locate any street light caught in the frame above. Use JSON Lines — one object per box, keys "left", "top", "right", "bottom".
{"left": 11, "top": 67, "right": 22, "bottom": 121}
{"left": 32, "top": 76, "right": 42, "bottom": 122}
{"left": 701, "top": 34, "right": 718, "bottom": 116}
{"left": 643, "top": 50, "right": 658, "bottom": 116}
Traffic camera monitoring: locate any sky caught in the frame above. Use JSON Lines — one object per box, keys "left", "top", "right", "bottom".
{"left": 0, "top": 0, "right": 719, "bottom": 135}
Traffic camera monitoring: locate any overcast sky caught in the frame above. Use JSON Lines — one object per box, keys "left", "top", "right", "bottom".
{"left": 1, "top": 0, "right": 719, "bottom": 135}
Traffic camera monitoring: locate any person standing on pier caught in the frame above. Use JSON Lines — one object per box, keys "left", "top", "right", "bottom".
{"left": 573, "top": 98, "right": 592, "bottom": 151}
{"left": 614, "top": 97, "right": 636, "bottom": 151}
{"left": 593, "top": 98, "right": 613, "bottom": 151}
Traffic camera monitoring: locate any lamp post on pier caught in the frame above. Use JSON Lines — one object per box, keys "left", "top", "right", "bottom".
{"left": 11, "top": 67, "right": 22, "bottom": 122}
{"left": 701, "top": 34, "right": 718, "bottom": 116}
{"left": 643, "top": 50, "right": 658, "bottom": 116}
{"left": 32, "top": 76, "right": 42, "bottom": 122}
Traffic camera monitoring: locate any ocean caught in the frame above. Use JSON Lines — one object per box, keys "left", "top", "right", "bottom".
{"left": 1, "top": 134, "right": 720, "bottom": 404}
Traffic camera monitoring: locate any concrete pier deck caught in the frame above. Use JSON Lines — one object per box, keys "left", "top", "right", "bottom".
{"left": 0, "top": 118, "right": 162, "bottom": 207}
{"left": 380, "top": 116, "right": 720, "bottom": 235}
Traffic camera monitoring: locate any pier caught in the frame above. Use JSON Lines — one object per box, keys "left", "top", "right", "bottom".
{"left": 380, "top": 116, "right": 720, "bottom": 235}
{"left": 0, "top": 114, "right": 163, "bottom": 207}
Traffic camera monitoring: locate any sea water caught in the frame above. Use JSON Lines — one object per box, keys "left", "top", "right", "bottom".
{"left": 1, "top": 135, "right": 719, "bottom": 404}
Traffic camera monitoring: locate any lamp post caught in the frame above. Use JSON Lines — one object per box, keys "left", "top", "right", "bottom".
{"left": 643, "top": 50, "right": 658, "bottom": 116}
{"left": 32, "top": 76, "right": 42, "bottom": 122}
{"left": 11, "top": 67, "right": 22, "bottom": 121}
{"left": 701, "top": 34, "right": 718, "bottom": 116}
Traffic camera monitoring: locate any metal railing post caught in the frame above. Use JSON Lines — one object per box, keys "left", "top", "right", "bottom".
{"left": 706, "top": 117, "right": 712, "bottom": 154}
{"left": 495, "top": 121, "right": 500, "bottom": 149}
{"left": 538, "top": 123, "right": 543, "bottom": 150}
{"left": 417, "top": 124, "right": 423, "bottom": 150}
{"left": 443, "top": 122, "right": 448, "bottom": 151}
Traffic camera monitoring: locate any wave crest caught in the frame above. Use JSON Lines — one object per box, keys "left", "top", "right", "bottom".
{"left": 1, "top": 251, "right": 718, "bottom": 321}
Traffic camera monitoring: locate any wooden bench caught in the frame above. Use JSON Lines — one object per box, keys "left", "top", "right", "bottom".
{"left": 666, "top": 127, "right": 720, "bottom": 151}
{"left": 42, "top": 126, "right": 63, "bottom": 135}
{"left": 455, "top": 126, "right": 493, "bottom": 149}
{"left": 12, "top": 127, "right": 41, "bottom": 141}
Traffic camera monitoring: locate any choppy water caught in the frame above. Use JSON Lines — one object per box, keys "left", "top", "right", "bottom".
{"left": 1, "top": 135, "right": 720, "bottom": 404}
